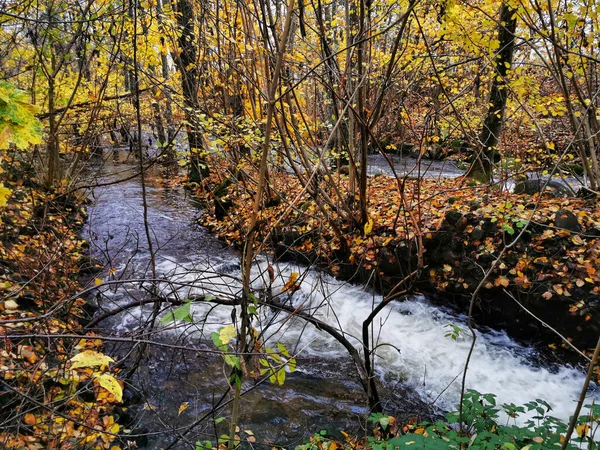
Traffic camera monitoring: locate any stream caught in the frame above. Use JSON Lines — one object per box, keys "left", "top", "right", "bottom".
{"left": 83, "top": 150, "right": 592, "bottom": 449}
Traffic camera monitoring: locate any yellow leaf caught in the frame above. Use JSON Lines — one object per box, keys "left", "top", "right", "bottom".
{"left": 282, "top": 272, "right": 300, "bottom": 294}
{"left": 0, "top": 183, "right": 11, "bottom": 207}
{"left": 571, "top": 235, "right": 584, "bottom": 246}
{"left": 94, "top": 373, "right": 123, "bottom": 402}
{"left": 553, "top": 284, "right": 564, "bottom": 295}
{"left": 178, "top": 402, "right": 189, "bottom": 416}
{"left": 364, "top": 218, "right": 373, "bottom": 235}
{"left": 70, "top": 350, "right": 114, "bottom": 369}
{"left": 94, "top": 278, "right": 102, "bottom": 286}
{"left": 219, "top": 325, "right": 237, "bottom": 345}
{"left": 576, "top": 424, "right": 590, "bottom": 437}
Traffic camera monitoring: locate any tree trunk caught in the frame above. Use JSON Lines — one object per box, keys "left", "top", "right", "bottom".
{"left": 170, "top": 0, "right": 209, "bottom": 183}
{"left": 46, "top": 77, "right": 59, "bottom": 187}
{"left": 470, "top": 3, "right": 517, "bottom": 182}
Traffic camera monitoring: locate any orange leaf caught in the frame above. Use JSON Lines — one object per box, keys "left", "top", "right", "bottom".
{"left": 282, "top": 272, "right": 300, "bottom": 294}
{"left": 24, "top": 413, "right": 36, "bottom": 425}
{"left": 494, "top": 276, "right": 509, "bottom": 288}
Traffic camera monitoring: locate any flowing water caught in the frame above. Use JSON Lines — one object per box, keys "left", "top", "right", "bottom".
{"left": 83, "top": 151, "right": 593, "bottom": 449}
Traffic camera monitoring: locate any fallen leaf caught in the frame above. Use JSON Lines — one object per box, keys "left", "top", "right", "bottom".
{"left": 70, "top": 350, "right": 114, "bottom": 369}
{"left": 178, "top": 402, "right": 189, "bottom": 416}
{"left": 494, "top": 276, "right": 509, "bottom": 288}
{"left": 94, "top": 373, "right": 123, "bottom": 402}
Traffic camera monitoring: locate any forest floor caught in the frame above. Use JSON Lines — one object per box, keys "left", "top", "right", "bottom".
{"left": 0, "top": 161, "right": 121, "bottom": 449}
{"left": 193, "top": 157, "right": 600, "bottom": 355}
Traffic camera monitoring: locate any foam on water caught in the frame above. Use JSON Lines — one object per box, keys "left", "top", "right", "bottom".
{"left": 102, "top": 255, "right": 591, "bottom": 423}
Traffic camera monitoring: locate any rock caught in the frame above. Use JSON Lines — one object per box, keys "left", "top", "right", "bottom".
{"left": 266, "top": 195, "right": 282, "bottom": 207}
{"left": 577, "top": 187, "right": 598, "bottom": 200}
{"left": 471, "top": 227, "right": 485, "bottom": 241}
{"left": 213, "top": 177, "right": 233, "bottom": 198}
{"left": 514, "top": 178, "right": 574, "bottom": 197}
{"left": 554, "top": 209, "right": 581, "bottom": 232}
{"left": 214, "top": 197, "right": 233, "bottom": 221}
{"left": 565, "top": 163, "right": 585, "bottom": 176}
{"left": 467, "top": 200, "right": 481, "bottom": 211}
{"left": 445, "top": 210, "right": 463, "bottom": 226}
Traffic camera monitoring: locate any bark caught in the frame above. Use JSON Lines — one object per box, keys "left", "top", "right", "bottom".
{"left": 46, "top": 77, "right": 59, "bottom": 187}
{"left": 470, "top": 3, "right": 517, "bottom": 182}
{"left": 170, "top": 0, "right": 209, "bottom": 182}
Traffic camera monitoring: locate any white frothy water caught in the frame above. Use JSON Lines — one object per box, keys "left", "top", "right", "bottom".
{"left": 102, "top": 255, "right": 591, "bottom": 423}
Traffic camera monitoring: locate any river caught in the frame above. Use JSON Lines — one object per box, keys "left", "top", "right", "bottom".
{"left": 83, "top": 150, "right": 591, "bottom": 449}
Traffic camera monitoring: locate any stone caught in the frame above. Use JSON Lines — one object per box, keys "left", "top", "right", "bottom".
{"left": 514, "top": 178, "right": 574, "bottom": 197}
{"left": 471, "top": 227, "right": 485, "bottom": 241}
{"left": 554, "top": 209, "right": 581, "bottom": 232}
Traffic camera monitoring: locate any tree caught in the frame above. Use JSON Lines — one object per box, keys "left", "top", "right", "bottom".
{"left": 469, "top": 2, "right": 517, "bottom": 182}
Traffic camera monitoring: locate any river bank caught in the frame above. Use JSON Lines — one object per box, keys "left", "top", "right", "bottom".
{"left": 196, "top": 158, "right": 600, "bottom": 355}
{"left": 0, "top": 160, "right": 122, "bottom": 449}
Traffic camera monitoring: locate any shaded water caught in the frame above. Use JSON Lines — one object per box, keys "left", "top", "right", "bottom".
{"left": 84, "top": 151, "right": 591, "bottom": 449}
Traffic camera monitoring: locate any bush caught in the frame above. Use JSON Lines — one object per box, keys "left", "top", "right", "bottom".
{"left": 298, "top": 390, "right": 599, "bottom": 450}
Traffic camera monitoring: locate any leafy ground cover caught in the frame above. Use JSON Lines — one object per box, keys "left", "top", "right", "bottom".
{"left": 195, "top": 158, "right": 600, "bottom": 352}
{"left": 0, "top": 157, "right": 123, "bottom": 450}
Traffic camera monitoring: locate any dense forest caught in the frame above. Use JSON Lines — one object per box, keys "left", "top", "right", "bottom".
{"left": 1, "top": 0, "right": 600, "bottom": 448}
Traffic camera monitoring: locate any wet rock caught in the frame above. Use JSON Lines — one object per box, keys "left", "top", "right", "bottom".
{"left": 554, "top": 209, "right": 581, "bottom": 232}
{"left": 514, "top": 179, "right": 574, "bottom": 197}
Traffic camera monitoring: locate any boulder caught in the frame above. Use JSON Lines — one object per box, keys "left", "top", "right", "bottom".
{"left": 514, "top": 178, "right": 574, "bottom": 197}
{"left": 554, "top": 209, "right": 581, "bottom": 232}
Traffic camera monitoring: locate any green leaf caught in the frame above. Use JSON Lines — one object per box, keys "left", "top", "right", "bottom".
{"left": 277, "top": 343, "right": 290, "bottom": 358}
{"left": 0, "top": 82, "right": 42, "bottom": 150}
{"left": 160, "top": 302, "right": 193, "bottom": 324}
{"left": 211, "top": 332, "right": 222, "bottom": 348}
{"left": 223, "top": 354, "right": 240, "bottom": 368}
{"left": 276, "top": 368, "right": 285, "bottom": 385}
